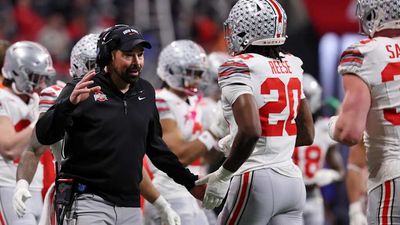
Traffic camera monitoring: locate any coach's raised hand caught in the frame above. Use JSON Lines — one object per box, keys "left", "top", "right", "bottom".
{"left": 69, "top": 69, "right": 101, "bottom": 104}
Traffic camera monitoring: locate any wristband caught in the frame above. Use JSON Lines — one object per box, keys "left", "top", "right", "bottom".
{"left": 216, "top": 166, "right": 234, "bottom": 181}
{"left": 16, "top": 179, "right": 29, "bottom": 190}
{"left": 347, "top": 163, "right": 363, "bottom": 173}
{"left": 198, "top": 131, "right": 217, "bottom": 151}
{"left": 349, "top": 201, "right": 363, "bottom": 216}
{"left": 153, "top": 195, "right": 170, "bottom": 211}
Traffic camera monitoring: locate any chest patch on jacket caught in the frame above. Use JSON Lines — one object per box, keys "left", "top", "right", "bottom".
{"left": 94, "top": 91, "right": 108, "bottom": 102}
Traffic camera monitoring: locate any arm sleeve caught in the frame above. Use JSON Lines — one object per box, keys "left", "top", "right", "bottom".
{"left": 146, "top": 103, "right": 197, "bottom": 191}
{"left": 39, "top": 84, "right": 65, "bottom": 113}
{"left": 218, "top": 58, "right": 252, "bottom": 89}
{"left": 337, "top": 42, "right": 365, "bottom": 76}
{"left": 155, "top": 97, "right": 174, "bottom": 120}
{"left": 35, "top": 82, "right": 77, "bottom": 145}
{"left": 221, "top": 84, "right": 253, "bottom": 106}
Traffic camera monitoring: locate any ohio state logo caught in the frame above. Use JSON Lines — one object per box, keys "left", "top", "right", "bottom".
{"left": 94, "top": 91, "right": 108, "bottom": 102}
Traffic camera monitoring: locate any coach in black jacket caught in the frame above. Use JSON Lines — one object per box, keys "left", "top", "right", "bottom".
{"left": 36, "top": 25, "right": 202, "bottom": 224}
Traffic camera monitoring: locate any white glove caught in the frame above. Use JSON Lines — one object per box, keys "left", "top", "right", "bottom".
{"left": 349, "top": 201, "right": 367, "bottom": 225}
{"left": 328, "top": 116, "right": 338, "bottom": 140}
{"left": 27, "top": 93, "right": 40, "bottom": 128}
{"left": 208, "top": 104, "right": 229, "bottom": 139}
{"left": 195, "top": 166, "right": 233, "bottom": 209}
{"left": 153, "top": 195, "right": 181, "bottom": 225}
{"left": 312, "top": 169, "right": 341, "bottom": 186}
{"left": 217, "top": 134, "right": 233, "bottom": 157}
{"left": 13, "top": 179, "right": 32, "bottom": 217}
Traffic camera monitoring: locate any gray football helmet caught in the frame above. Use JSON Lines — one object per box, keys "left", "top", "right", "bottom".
{"left": 157, "top": 40, "right": 208, "bottom": 95}
{"left": 224, "top": 0, "right": 287, "bottom": 55}
{"left": 303, "top": 73, "right": 322, "bottom": 114}
{"left": 2, "top": 41, "right": 55, "bottom": 94}
{"left": 70, "top": 33, "right": 99, "bottom": 78}
{"left": 356, "top": 0, "right": 400, "bottom": 37}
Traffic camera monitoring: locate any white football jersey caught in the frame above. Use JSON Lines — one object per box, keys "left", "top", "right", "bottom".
{"left": 39, "top": 82, "right": 65, "bottom": 113}
{"left": 0, "top": 89, "right": 43, "bottom": 190}
{"left": 293, "top": 117, "right": 337, "bottom": 185}
{"left": 198, "top": 97, "right": 218, "bottom": 131}
{"left": 39, "top": 82, "right": 66, "bottom": 164}
{"left": 218, "top": 53, "right": 304, "bottom": 177}
{"left": 150, "top": 88, "right": 205, "bottom": 199}
{"left": 338, "top": 37, "right": 400, "bottom": 191}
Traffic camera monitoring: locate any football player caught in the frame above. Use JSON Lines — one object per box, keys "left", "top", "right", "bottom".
{"left": 0, "top": 41, "right": 55, "bottom": 224}
{"left": 346, "top": 141, "right": 368, "bottom": 225}
{"left": 329, "top": 0, "right": 400, "bottom": 223}
{"left": 196, "top": 0, "right": 315, "bottom": 224}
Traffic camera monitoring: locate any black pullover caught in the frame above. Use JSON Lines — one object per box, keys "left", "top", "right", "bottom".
{"left": 36, "top": 71, "right": 197, "bottom": 206}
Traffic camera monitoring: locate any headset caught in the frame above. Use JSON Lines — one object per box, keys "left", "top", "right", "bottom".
{"left": 96, "top": 24, "right": 130, "bottom": 68}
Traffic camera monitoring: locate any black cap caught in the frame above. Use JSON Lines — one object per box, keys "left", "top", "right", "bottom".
{"left": 114, "top": 27, "right": 152, "bottom": 51}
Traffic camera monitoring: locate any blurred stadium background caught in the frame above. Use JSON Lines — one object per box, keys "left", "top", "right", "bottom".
{"left": 0, "top": 0, "right": 366, "bottom": 224}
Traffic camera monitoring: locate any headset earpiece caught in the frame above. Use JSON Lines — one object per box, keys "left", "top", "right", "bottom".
{"left": 96, "top": 24, "right": 129, "bottom": 68}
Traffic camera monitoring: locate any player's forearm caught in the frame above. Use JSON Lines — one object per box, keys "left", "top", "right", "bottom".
{"left": 331, "top": 75, "right": 369, "bottom": 145}
{"left": 16, "top": 149, "right": 41, "bottom": 184}
{"left": 0, "top": 127, "right": 33, "bottom": 160}
{"left": 140, "top": 170, "right": 160, "bottom": 203}
{"left": 223, "top": 131, "right": 259, "bottom": 172}
{"left": 295, "top": 99, "right": 314, "bottom": 146}
{"left": 174, "top": 140, "right": 208, "bottom": 166}
{"left": 327, "top": 147, "right": 346, "bottom": 178}
{"left": 346, "top": 169, "right": 365, "bottom": 203}
{"left": 295, "top": 124, "right": 314, "bottom": 147}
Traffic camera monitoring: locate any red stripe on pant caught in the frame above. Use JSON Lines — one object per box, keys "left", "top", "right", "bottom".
{"left": 380, "top": 180, "right": 393, "bottom": 225}
{"left": 227, "top": 172, "right": 251, "bottom": 225}
{"left": 0, "top": 212, "right": 5, "bottom": 225}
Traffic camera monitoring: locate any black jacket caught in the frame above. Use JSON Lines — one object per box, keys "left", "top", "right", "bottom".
{"left": 36, "top": 72, "right": 197, "bottom": 206}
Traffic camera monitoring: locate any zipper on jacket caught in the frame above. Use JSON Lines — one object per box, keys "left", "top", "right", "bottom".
{"left": 123, "top": 100, "right": 127, "bottom": 115}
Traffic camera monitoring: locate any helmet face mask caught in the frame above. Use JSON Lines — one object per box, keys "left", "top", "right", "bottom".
{"left": 157, "top": 40, "right": 208, "bottom": 96}
{"left": 25, "top": 69, "right": 51, "bottom": 93}
{"left": 356, "top": 0, "right": 400, "bottom": 37}
{"left": 2, "top": 41, "right": 55, "bottom": 95}
{"left": 224, "top": 0, "right": 287, "bottom": 55}
{"left": 70, "top": 33, "right": 99, "bottom": 78}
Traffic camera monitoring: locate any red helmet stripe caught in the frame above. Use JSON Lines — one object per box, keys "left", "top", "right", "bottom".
{"left": 269, "top": 0, "right": 282, "bottom": 23}
{"left": 268, "top": 0, "right": 283, "bottom": 38}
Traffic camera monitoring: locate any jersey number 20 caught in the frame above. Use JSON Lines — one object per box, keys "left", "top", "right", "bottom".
{"left": 259, "top": 77, "right": 301, "bottom": 136}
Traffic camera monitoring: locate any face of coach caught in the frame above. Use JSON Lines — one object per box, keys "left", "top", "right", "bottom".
{"left": 106, "top": 27, "right": 152, "bottom": 91}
